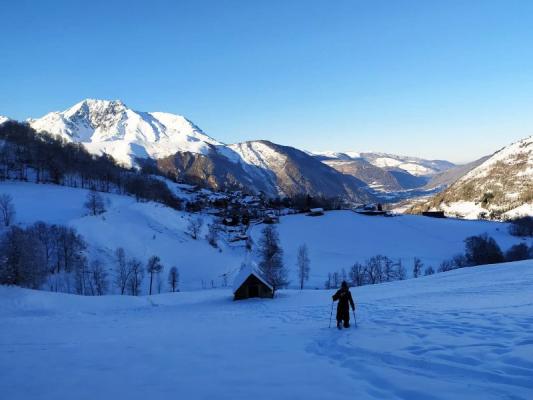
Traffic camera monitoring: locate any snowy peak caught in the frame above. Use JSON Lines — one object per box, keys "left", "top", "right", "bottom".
{"left": 0, "top": 115, "right": 10, "bottom": 125}
{"left": 29, "top": 99, "right": 221, "bottom": 166}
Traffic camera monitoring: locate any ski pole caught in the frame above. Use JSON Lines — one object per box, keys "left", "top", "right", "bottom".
{"left": 328, "top": 301, "right": 334, "bottom": 328}
{"left": 352, "top": 308, "right": 357, "bottom": 327}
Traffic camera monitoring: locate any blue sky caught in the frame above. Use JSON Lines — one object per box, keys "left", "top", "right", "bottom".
{"left": 1, "top": 0, "right": 533, "bottom": 163}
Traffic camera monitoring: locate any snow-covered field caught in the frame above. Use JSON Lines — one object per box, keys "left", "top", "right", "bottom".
{"left": 1, "top": 261, "right": 532, "bottom": 400}
{"left": 0, "top": 181, "right": 528, "bottom": 290}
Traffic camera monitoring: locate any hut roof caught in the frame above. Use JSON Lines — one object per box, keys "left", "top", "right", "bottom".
{"left": 232, "top": 265, "right": 273, "bottom": 293}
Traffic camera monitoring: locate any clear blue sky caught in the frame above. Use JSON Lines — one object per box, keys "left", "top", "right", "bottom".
{"left": 1, "top": 0, "right": 533, "bottom": 163}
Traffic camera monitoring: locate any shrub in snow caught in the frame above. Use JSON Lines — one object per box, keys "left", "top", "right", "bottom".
{"left": 424, "top": 266, "right": 435, "bottom": 275}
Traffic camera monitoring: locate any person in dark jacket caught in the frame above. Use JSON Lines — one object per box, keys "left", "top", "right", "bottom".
{"left": 332, "top": 281, "right": 355, "bottom": 328}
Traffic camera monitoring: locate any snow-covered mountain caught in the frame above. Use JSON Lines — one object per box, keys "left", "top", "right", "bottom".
{"left": 227, "top": 141, "right": 373, "bottom": 200}
{"left": 29, "top": 99, "right": 221, "bottom": 167}
{"left": 0, "top": 115, "right": 10, "bottom": 125}
{"left": 312, "top": 151, "right": 455, "bottom": 192}
{"left": 412, "top": 136, "right": 533, "bottom": 219}
{"left": 314, "top": 151, "right": 455, "bottom": 177}
{"left": 25, "top": 99, "right": 374, "bottom": 201}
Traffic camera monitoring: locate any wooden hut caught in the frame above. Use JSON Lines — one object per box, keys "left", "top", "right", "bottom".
{"left": 422, "top": 211, "right": 446, "bottom": 218}
{"left": 307, "top": 207, "right": 324, "bottom": 216}
{"left": 233, "top": 266, "right": 274, "bottom": 300}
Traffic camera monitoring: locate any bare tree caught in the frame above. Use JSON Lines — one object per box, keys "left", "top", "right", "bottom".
{"left": 324, "top": 272, "right": 332, "bottom": 289}
{"left": 424, "top": 266, "right": 435, "bottom": 276}
{"left": 296, "top": 244, "right": 310, "bottom": 290}
{"left": 84, "top": 189, "right": 106, "bottom": 216}
{"left": 413, "top": 257, "right": 423, "bottom": 278}
{"left": 206, "top": 222, "right": 219, "bottom": 247}
{"left": 168, "top": 266, "right": 179, "bottom": 292}
{"left": 395, "top": 259, "right": 406, "bottom": 280}
{"left": 127, "top": 258, "right": 144, "bottom": 296}
{"left": 147, "top": 255, "right": 163, "bottom": 295}
{"left": 349, "top": 262, "right": 365, "bottom": 287}
{"left": 187, "top": 217, "right": 204, "bottom": 240}
{"left": 88, "top": 259, "right": 108, "bottom": 295}
{"left": 114, "top": 247, "right": 132, "bottom": 295}
{"left": 0, "top": 193, "right": 15, "bottom": 226}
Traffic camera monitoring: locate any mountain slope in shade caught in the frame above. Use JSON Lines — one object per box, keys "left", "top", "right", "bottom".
{"left": 317, "top": 157, "right": 403, "bottom": 192}
{"left": 411, "top": 136, "right": 533, "bottom": 219}
{"left": 29, "top": 99, "right": 221, "bottom": 167}
{"left": 424, "top": 155, "right": 491, "bottom": 190}
{"left": 229, "top": 141, "right": 375, "bottom": 201}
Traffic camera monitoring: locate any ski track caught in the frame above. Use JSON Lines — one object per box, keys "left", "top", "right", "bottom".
{"left": 1, "top": 262, "right": 533, "bottom": 400}
{"left": 307, "top": 304, "right": 533, "bottom": 400}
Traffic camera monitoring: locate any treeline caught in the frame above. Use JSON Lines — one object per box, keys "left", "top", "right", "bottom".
{"left": 325, "top": 255, "right": 408, "bottom": 289}
{"left": 438, "top": 233, "right": 533, "bottom": 272}
{"left": 325, "top": 233, "right": 532, "bottom": 289}
{"left": 0, "top": 121, "right": 181, "bottom": 209}
{"left": 267, "top": 194, "right": 345, "bottom": 213}
{"left": 0, "top": 221, "right": 180, "bottom": 296}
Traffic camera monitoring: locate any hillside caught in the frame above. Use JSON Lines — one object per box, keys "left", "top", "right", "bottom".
{"left": 0, "top": 181, "right": 526, "bottom": 291}
{"left": 1, "top": 260, "right": 532, "bottom": 399}
{"left": 425, "top": 155, "right": 492, "bottom": 190}
{"left": 411, "top": 136, "right": 533, "bottom": 219}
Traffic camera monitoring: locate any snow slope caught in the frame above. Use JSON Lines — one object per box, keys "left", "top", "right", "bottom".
{"left": 0, "top": 115, "right": 9, "bottom": 125}
{"left": 250, "top": 211, "right": 527, "bottom": 285}
{"left": 29, "top": 99, "right": 221, "bottom": 166}
{"left": 0, "top": 182, "right": 527, "bottom": 290}
{"left": 0, "top": 181, "right": 243, "bottom": 291}
{"left": 1, "top": 260, "right": 532, "bottom": 400}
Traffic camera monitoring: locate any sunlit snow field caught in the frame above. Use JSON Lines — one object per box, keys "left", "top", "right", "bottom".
{"left": 1, "top": 261, "right": 532, "bottom": 400}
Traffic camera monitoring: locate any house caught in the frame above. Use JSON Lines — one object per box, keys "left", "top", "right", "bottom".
{"left": 307, "top": 207, "right": 324, "bottom": 216}
{"left": 233, "top": 266, "right": 274, "bottom": 300}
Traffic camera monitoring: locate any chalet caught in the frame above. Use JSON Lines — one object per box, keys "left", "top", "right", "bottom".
{"left": 307, "top": 207, "right": 324, "bottom": 216}
{"left": 233, "top": 266, "right": 274, "bottom": 300}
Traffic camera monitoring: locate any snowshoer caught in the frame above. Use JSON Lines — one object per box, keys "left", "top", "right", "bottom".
{"left": 332, "top": 281, "right": 355, "bottom": 329}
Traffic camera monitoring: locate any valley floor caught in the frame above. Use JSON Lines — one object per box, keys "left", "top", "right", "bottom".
{"left": 1, "top": 261, "right": 532, "bottom": 400}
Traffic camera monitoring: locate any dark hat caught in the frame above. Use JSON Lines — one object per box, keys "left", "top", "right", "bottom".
{"left": 341, "top": 281, "right": 348, "bottom": 288}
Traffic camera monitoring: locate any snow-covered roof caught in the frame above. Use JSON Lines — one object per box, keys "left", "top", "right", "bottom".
{"left": 309, "top": 208, "right": 324, "bottom": 213}
{"left": 232, "top": 265, "right": 273, "bottom": 293}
